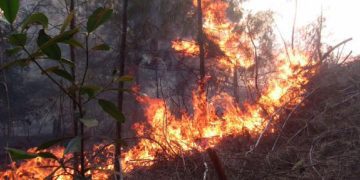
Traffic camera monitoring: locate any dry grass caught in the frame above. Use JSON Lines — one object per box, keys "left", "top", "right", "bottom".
{"left": 125, "top": 60, "right": 360, "bottom": 180}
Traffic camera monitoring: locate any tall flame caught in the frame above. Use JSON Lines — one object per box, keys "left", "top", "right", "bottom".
{"left": 121, "top": 50, "right": 316, "bottom": 173}
{"left": 173, "top": 0, "right": 254, "bottom": 69}
{"left": 0, "top": 0, "right": 318, "bottom": 178}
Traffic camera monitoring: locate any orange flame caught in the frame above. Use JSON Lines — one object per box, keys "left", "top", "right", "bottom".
{"left": 173, "top": 0, "right": 254, "bottom": 69}
{"left": 0, "top": 146, "right": 114, "bottom": 179}
{"left": 121, "top": 49, "right": 316, "bottom": 172}
{"left": 0, "top": 0, "right": 318, "bottom": 178}
{"left": 172, "top": 40, "right": 200, "bottom": 57}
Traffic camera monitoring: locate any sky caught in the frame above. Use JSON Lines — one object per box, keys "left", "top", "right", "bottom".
{"left": 244, "top": 0, "right": 360, "bottom": 54}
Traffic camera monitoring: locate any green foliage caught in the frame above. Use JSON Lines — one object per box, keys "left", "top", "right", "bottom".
{"left": 62, "top": 39, "right": 84, "bottom": 49}
{"left": 80, "top": 85, "right": 101, "bottom": 99}
{"left": 80, "top": 118, "right": 99, "bottom": 128}
{"left": 98, "top": 99, "right": 125, "bottom": 123}
{"left": 1, "top": 5, "right": 130, "bottom": 176}
{"left": 92, "top": 43, "right": 110, "bottom": 51}
{"left": 6, "top": 147, "right": 59, "bottom": 161}
{"left": 9, "top": 33, "right": 27, "bottom": 46}
{"left": 115, "top": 75, "right": 134, "bottom": 82}
{"left": 5, "top": 47, "right": 22, "bottom": 56}
{"left": 37, "top": 29, "right": 61, "bottom": 60}
{"left": 59, "top": 58, "right": 75, "bottom": 67}
{"left": 0, "top": 0, "right": 19, "bottom": 24}
{"left": 6, "top": 147, "right": 38, "bottom": 161}
{"left": 0, "top": 58, "right": 30, "bottom": 70}
{"left": 37, "top": 137, "right": 72, "bottom": 151}
{"left": 36, "top": 28, "right": 79, "bottom": 58}
{"left": 87, "top": 7, "right": 113, "bottom": 33}
{"left": 64, "top": 136, "right": 81, "bottom": 154}
{"left": 60, "top": 11, "right": 74, "bottom": 33}
{"left": 21, "top": 12, "right": 49, "bottom": 30}
{"left": 44, "top": 66, "right": 74, "bottom": 82}
{"left": 56, "top": 28, "right": 79, "bottom": 42}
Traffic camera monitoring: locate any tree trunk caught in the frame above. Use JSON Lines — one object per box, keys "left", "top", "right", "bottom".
{"left": 0, "top": 46, "right": 12, "bottom": 165}
{"left": 197, "top": 0, "right": 207, "bottom": 130}
{"left": 233, "top": 66, "right": 239, "bottom": 104}
{"left": 115, "top": 0, "right": 128, "bottom": 179}
{"left": 69, "top": 0, "right": 79, "bottom": 175}
{"left": 197, "top": 0, "right": 205, "bottom": 81}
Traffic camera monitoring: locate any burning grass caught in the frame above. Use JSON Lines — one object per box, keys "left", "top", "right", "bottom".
{"left": 125, "top": 60, "right": 360, "bottom": 179}
{"left": 1, "top": 58, "right": 359, "bottom": 179}
{"left": 1, "top": 0, "right": 359, "bottom": 179}
{"left": 0, "top": 49, "right": 320, "bottom": 179}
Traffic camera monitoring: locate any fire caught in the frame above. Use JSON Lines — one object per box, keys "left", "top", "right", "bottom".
{"left": 0, "top": 147, "right": 71, "bottom": 179}
{"left": 121, "top": 50, "right": 316, "bottom": 172}
{"left": 172, "top": 40, "right": 200, "bottom": 57}
{"left": 0, "top": 0, "right": 319, "bottom": 178}
{"left": 0, "top": 146, "right": 114, "bottom": 179}
{"left": 173, "top": 0, "right": 254, "bottom": 69}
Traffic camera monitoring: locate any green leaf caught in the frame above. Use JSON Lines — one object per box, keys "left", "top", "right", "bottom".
{"left": 0, "top": 58, "right": 30, "bottom": 70}
{"left": 36, "top": 28, "right": 78, "bottom": 55}
{"left": 21, "top": 13, "right": 49, "bottom": 30}
{"left": 91, "top": 44, "right": 110, "bottom": 51}
{"left": 59, "top": 58, "right": 75, "bottom": 67}
{"left": 108, "top": 88, "right": 132, "bottom": 93}
{"left": 87, "top": 7, "right": 113, "bottom": 33}
{"left": 64, "top": 136, "right": 81, "bottom": 154}
{"left": 115, "top": 75, "right": 134, "bottom": 82}
{"left": 56, "top": 28, "right": 79, "bottom": 42}
{"left": 45, "top": 66, "right": 74, "bottom": 82}
{"left": 6, "top": 148, "right": 37, "bottom": 161}
{"left": 37, "top": 29, "right": 61, "bottom": 60}
{"left": 62, "top": 38, "right": 84, "bottom": 49}
{"left": 9, "top": 33, "right": 27, "bottom": 46}
{"left": 60, "top": 11, "right": 74, "bottom": 33}
{"left": 37, "top": 137, "right": 72, "bottom": 151}
{"left": 37, "top": 152, "right": 58, "bottom": 160}
{"left": 98, "top": 99, "right": 125, "bottom": 123}
{"left": 0, "top": 0, "right": 19, "bottom": 24}
{"left": 80, "top": 118, "right": 99, "bottom": 128}
{"left": 80, "top": 85, "right": 101, "bottom": 99}
{"left": 5, "top": 47, "right": 22, "bottom": 56}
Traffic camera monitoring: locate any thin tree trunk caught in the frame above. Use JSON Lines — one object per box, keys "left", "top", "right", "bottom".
{"left": 317, "top": 10, "right": 323, "bottom": 62}
{"left": 247, "top": 25, "right": 260, "bottom": 96}
{"left": 115, "top": 0, "right": 128, "bottom": 179}
{"left": 233, "top": 66, "right": 239, "bottom": 104}
{"left": 69, "top": 0, "right": 79, "bottom": 175}
{"left": 78, "top": 101, "right": 85, "bottom": 177}
{"left": 59, "top": 94, "right": 64, "bottom": 137}
{"left": 197, "top": 0, "right": 205, "bottom": 82}
{"left": 197, "top": 0, "right": 207, "bottom": 130}
{"left": 0, "top": 48, "right": 12, "bottom": 165}
{"left": 291, "top": 0, "right": 298, "bottom": 51}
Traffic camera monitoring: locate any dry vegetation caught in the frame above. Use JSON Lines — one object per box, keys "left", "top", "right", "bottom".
{"left": 126, "top": 60, "right": 360, "bottom": 179}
